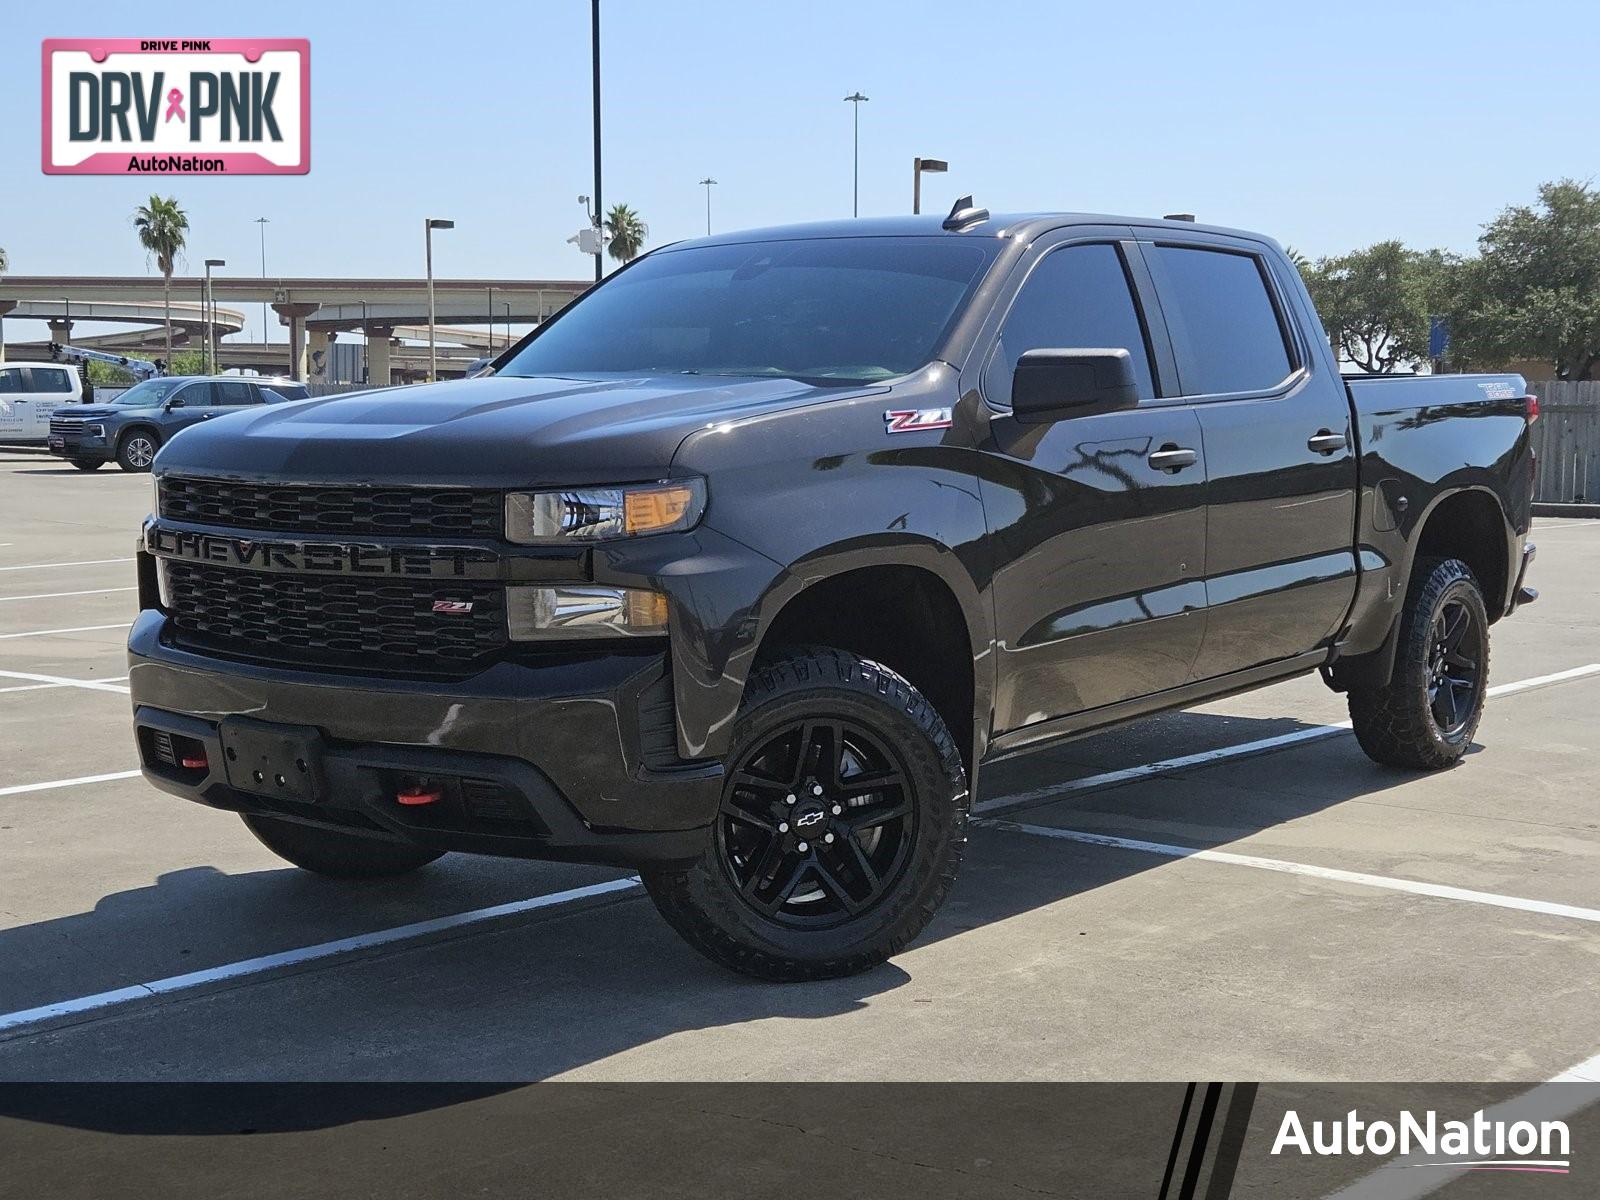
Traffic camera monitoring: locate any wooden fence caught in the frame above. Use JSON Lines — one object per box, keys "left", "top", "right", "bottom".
{"left": 1529, "top": 380, "right": 1600, "bottom": 504}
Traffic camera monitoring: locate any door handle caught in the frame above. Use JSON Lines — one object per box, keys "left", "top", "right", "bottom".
{"left": 1147, "top": 445, "right": 1198, "bottom": 472}
{"left": 1307, "top": 429, "right": 1348, "bottom": 455}
{"left": 202, "top": 412, "right": 215, "bottom": 419}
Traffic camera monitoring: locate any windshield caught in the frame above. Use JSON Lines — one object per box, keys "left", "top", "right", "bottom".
{"left": 500, "top": 236, "right": 999, "bottom": 386}
{"left": 109, "top": 378, "right": 185, "bottom": 407}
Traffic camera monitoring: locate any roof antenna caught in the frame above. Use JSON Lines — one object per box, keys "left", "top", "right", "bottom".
{"left": 943, "top": 195, "right": 989, "bottom": 231}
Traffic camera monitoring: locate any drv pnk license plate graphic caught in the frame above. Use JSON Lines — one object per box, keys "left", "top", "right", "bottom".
{"left": 42, "top": 39, "right": 310, "bottom": 175}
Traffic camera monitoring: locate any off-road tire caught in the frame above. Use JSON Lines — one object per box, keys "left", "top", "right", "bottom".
{"left": 116, "top": 428, "right": 160, "bottom": 472}
{"left": 241, "top": 813, "right": 444, "bottom": 879}
{"left": 644, "top": 646, "right": 969, "bottom": 982}
{"left": 1348, "top": 557, "right": 1490, "bottom": 770}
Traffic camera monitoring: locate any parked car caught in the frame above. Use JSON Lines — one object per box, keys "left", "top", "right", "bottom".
{"left": 128, "top": 209, "right": 1538, "bottom": 980}
{"left": 47, "top": 375, "right": 309, "bottom": 471}
{"left": 0, "top": 362, "right": 84, "bottom": 442}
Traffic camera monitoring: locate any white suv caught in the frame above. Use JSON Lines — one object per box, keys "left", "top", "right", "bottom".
{"left": 0, "top": 363, "right": 84, "bottom": 442}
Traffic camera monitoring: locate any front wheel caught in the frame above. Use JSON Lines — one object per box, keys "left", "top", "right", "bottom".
{"left": 241, "top": 813, "right": 444, "bottom": 878}
{"left": 644, "top": 647, "right": 969, "bottom": 981}
{"left": 116, "top": 429, "right": 160, "bottom": 472}
{"left": 1348, "top": 557, "right": 1490, "bottom": 770}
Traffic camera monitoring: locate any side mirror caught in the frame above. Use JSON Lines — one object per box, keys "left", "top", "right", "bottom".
{"left": 166, "top": 397, "right": 185, "bottom": 409}
{"left": 1011, "top": 348, "right": 1140, "bottom": 424}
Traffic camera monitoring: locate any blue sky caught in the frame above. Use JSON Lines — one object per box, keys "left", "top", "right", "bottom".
{"left": 2, "top": 0, "right": 1594, "bottom": 343}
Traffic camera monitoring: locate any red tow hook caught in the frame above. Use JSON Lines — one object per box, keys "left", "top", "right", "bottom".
{"left": 396, "top": 784, "right": 443, "bottom": 807}
{"left": 180, "top": 754, "right": 208, "bottom": 770}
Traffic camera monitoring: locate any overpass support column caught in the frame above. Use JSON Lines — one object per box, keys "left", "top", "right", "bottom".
{"left": 0, "top": 301, "right": 15, "bottom": 363}
{"left": 365, "top": 324, "right": 395, "bottom": 387}
{"left": 271, "top": 302, "right": 319, "bottom": 381}
{"left": 47, "top": 318, "right": 74, "bottom": 345}
{"left": 307, "top": 329, "right": 333, "bottom": 383}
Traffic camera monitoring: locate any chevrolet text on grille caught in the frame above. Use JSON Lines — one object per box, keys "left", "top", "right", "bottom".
{"left": 145, "top": 525, "right": 500, "bottom": 578}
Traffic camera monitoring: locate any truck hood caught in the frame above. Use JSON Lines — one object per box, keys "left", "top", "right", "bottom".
{"left": 61, "top": 406, "right": 129, "bottom": 419}
{"left": 154, "top": 373, "right": 878, "bottom": 486}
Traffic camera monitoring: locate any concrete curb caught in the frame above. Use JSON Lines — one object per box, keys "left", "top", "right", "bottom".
{"left": 1533, "top": 502, "right": 1600, "bottom": 518}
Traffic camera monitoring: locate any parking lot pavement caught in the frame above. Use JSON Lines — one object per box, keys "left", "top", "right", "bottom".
{"left": 1, "top": 451, "right": 1597, "bottom": 1082}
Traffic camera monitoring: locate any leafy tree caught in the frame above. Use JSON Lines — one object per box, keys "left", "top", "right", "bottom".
{"left": 133, "top": 195, "right": 189, "bottom": 367}
{"left": 1444, "top": 180, "right": 1600, "bottom": 380}
{"left": 1301, "top": 241, "right": 1451, "bottom": 373}
{"left": 0, "top": 246, "right": 8, "bottom": 273}
{"left": 168, "top": 349, "right": 206, "bottom": 375}
{"left": 604, "top": 203, "right": 648, "bottom": 264}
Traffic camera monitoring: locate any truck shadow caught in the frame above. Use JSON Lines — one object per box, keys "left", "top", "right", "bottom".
{"left": 0, "top": 708, "right": 1456, "bottom": 1108}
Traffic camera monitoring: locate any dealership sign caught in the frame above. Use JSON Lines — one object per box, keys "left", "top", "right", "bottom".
{"left": 42, "top": 38, "right": 309, "bottom": 175}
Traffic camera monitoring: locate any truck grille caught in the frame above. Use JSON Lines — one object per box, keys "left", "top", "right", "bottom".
{"left": 50, "top": 417, "right": 86, "bottom": 435}
{"left": 158, "top": 476, "right": 502, "bottom": 539}
{"left": 163, "top": 560, "right": 506, "bottom": 673}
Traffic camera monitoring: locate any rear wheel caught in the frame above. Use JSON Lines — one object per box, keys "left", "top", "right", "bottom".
{"left": 1348, "top": 557, "right": 1490, "bottom": 770}
{"left": 241, "top": 813, "right": 444, "bottom": 878}
{"left": 116, "top": 429, "right": 159, "bottom": 472}
{"left": 70, "top": 458, "right": 103, "bottom": 471}
{"left": 644, "top": 646, "right": 969, "bottom": 981}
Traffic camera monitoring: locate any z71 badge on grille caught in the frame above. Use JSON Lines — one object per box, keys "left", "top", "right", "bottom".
{"left": 432, "top": 599, "right": 475, "bottom": 615}
{"left": 884, "top": 408, "right": 953, "bottom": 433}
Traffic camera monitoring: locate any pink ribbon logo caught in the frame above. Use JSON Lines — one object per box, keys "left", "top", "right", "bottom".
{"left": 164, "top": 88, "right": 185, "bottom": 123}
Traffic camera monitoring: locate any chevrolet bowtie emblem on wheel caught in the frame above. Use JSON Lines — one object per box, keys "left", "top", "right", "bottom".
{"left": 431, "top": 599, "right": 475, "bottom": 615}
{"left": 795, "top": 809, "right": 826, "bottom": 827}
{"left": 884, "top": 407, "right": 953, "bottom": 433}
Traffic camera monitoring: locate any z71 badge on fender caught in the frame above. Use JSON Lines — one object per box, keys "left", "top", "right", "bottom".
{"left": 884, "top": 408, "right": 953, "bottom": 433}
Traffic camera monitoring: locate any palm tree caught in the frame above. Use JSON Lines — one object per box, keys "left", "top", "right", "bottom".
{"left": 604, "top": 203, "right": 648, "bottom": 265}
{"left": 0, "top": 246, "right": 8, "bottom": 273}
{"left": 133, "top": 195, "right": 189, "bottom": 365}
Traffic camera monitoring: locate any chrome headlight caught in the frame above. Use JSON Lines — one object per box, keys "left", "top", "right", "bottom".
{"left": 504, "top": 480, "right": 705, "bottom": 544}
{"left": 85, "top": 423, "right": 104, "bottom": 438}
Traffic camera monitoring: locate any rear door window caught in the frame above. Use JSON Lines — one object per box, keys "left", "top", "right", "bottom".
{"left": 30, "top": 368, "right": 74, "bottom": 393}
{"left": 0, "top": 367, "right": 28, "bottom": 394}
{"left": 984, "top": 243, "right": 1158, "bottom": 405}
{"left": 216, "top": 380, "right": 254, "bottom": 406}
{"left": 1147, "top": 245, "right": 1294, "bottom": 396}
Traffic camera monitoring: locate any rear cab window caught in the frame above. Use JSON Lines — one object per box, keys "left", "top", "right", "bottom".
{"left": 1144, "top": 244, "right": 1297, "bottom": 396}
{"left": 30, "top": 367, "right": 75, "bottom": 393}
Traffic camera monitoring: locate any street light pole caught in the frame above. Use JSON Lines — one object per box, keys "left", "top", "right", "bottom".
{"left": 912, "top": 156, "right": 948, "bottom": 215}
{"left": 254, "top": 217, "right": 270, "bottom": 345}
{"left": 424, "top": 218, "right": 454, "bottom": 382}
{"left": 591, "top": 0, "right": 603, "bottom": 284}
{"left": 843, "top": 92, "right": 868, "bottom": 217}
{"left": 204, "top": 259, "right": 225, "bottom": 374}
{"left": 360, "top": 299, "right": 368, "bottom": 384}
{"left": 699, "top": 177, "right": 717, "bottom": 235}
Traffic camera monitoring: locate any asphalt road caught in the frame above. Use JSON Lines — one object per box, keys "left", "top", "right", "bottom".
{"left": 1, "top": 449, "right": 1597, "bottom": 1084}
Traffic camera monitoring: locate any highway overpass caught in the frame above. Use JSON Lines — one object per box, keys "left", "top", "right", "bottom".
{"left": 0, "top": 276, "right": 591, "bottom": 382}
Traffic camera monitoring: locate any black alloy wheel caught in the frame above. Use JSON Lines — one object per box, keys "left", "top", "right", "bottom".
{"left": 718, "top": 716, "right": 916, "bottom": 928}
{"left": 1425, "top": 597, "right": 1485, "bottom": 736}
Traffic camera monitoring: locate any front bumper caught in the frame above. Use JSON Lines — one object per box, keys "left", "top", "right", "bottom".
{"left": 48, "top": 432, "right": 109, "bottom": 460}
{"left": 128, "top": 610, "right": 722, "bottom": 866}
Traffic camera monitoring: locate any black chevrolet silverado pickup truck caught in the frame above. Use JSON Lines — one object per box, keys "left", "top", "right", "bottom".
{"left": 128, "top": 206, "right": 1539, "bottom": 980}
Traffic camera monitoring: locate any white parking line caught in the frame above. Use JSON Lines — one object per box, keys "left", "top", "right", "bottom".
{"left": 973, "top": 663, "right": 1600, "bottom": 815}
{"left": 0, "top": 769, "right": 141, "bottom": 798}
{"left": 0, "top": 586, "right": 138, "bottom": 603}
{"left": 0, "top": 622, "right": 131, "bottom": 641}
{"left": 0, "top": 878, "right": 642, "bottom": 1035}
{"left": 0, "top": 670, "right": 131, "bottom": 695}
{"left": 987, "top": 821, "right": 1600, "bottom": 926}
{"left": 0, "top": 557, "right": 133, "bottom": 573}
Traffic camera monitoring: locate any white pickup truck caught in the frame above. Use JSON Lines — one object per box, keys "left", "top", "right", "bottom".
{"left": 0, "top": 362, "right": 85, "bottom": 443}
